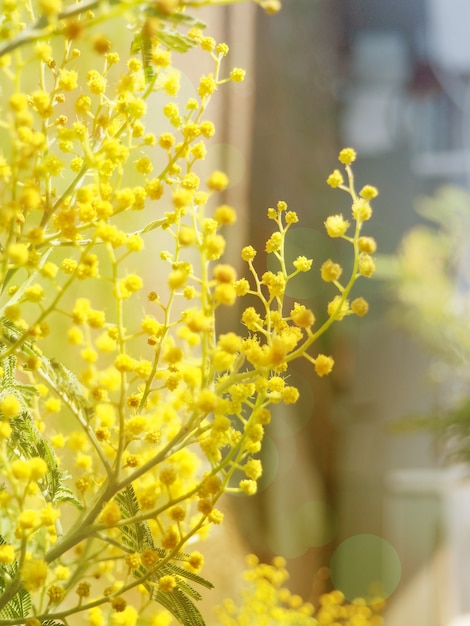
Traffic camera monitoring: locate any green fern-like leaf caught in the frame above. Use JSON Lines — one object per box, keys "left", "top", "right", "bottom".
{"left": 159, "top": 561, "right": 213, "bottom": 599}
{"left": 8, "top": 412, "right": 83, "bottom": 510}
{"left": 0, "top": 587, "right": 32, "bottom": 621}
{"left": 115, "top": 484, "right": 154, "bottom": 551}
{"left": 154, "top": 586, "right": 207, "bottom": 626}
{"left": 113, "top": 485, "right": 213, "bottom": 625}
{"left": 131, "top": 31, "right": 155, "bottom": 85}
{"left": 143, "top": 8, "right": 206, "bottom": 31}
{"left": 0, "top": 558, "right": 32, "bottom": 621}
{"left": 155, "top": 26, "right": 196, "bottom": 53}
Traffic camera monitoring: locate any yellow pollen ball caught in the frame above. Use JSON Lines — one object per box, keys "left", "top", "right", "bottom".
{"left": 207, "top": 170, "right": 229, "bottom": 191}
{"left": 324, "top": 214, "right": 350, "bottom": 238}
{"left": 0, "top": 545, "right": 15, "bottom": 564}
{"left": 20, "top": 559, "right": 48, "bottom": 591}
{"left": 314, "top": 354, "right": 334, "bottom": 377}
{"left": 0, "top": 395, "right": 22, "bottom": 420}
{"left": 99, "top": 501, "right": 121, "bottom": 526}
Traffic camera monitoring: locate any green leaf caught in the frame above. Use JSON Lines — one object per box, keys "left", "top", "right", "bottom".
{"left": 48, "top": 357, "right": 94, "bottom": 421}
{"left": 115, "top": 484, "right": 154, "bottom": 551}
{"left": 0, "top": 556, "right": 31, "bottom": 621}
{"left": 0, "top": 587, "right": 32, "bottom": 621}
{"left": 143, "top": 8, "right": 207, "bottom": 31}
{"left": 131, "top": 31, "right": 155, "bottom": 85}
{"left": 113, "top": 485, "right": 213, "bottom": 625}
{"left": 154, "top": 586, "right": 208, "bottom": 626}
{"left": 155, "top": 26, "right": 197, "bottom": 53}
{"left": 8, "top": 412, "right": 83, "bottom": 510}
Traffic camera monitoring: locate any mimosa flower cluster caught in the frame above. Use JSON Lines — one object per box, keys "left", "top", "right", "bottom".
{"left": 215, "top": 555, "right": 385, "bottom": 626}
{"left": 0, "top": 1, "right": 377, "bottom": 624}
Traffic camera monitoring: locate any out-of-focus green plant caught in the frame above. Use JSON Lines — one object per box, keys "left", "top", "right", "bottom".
{"left": 384, "top": 186, "right": 470, "bottom": 463}
{"left": 0, "top": 0, "right": 378, "bottom": 624}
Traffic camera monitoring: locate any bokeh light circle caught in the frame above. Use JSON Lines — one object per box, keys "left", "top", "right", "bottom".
{"left": 267, "top": 499, "right": 338, "bottom": 558}
{"left": 330, "top": 534, "right": 401, "bottom": 603}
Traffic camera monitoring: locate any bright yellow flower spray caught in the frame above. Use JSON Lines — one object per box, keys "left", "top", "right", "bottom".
{"left": 0, "top": 1, "right": 379, "bottom": 624}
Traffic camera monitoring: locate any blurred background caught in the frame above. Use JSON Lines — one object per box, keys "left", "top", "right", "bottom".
{"left": 195, "top": 1, "right": 470, "bottom": 624}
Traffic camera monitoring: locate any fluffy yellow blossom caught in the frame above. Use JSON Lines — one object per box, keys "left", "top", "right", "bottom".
{"left": 325, "top": 214, "right": 350, "bottom": 237}
{"left": 239, "top": 479, "right": 257, "bottom": 495}
{"left": 204, "top": 233, "right": 226, "bottom": 259}
{"left": 321, "top": 259, "right": 343, "bottom": 282}
{"left": 200, "top": 121, "right": 215, "bottom": 138}
{"left": 290, "top": 302, "right": 315, "bottom": 328}
{"left": 214, "top": 204, "right": 236, "bottom": 225}
{"left": 59, "top": 69, "right": 78, "bottom": 91}
{"left": 0, "top": 395, "right": 22, "bottom": 420}
{"left": 31, "top": 90, "right": 53, "bottom": 117}
{"left": 352, "top": 199, "right": 373, "bottom": 221}
{"left": 208, "top": 509, "right": 224, "bottom": 524}
{"left": 29, "top": 457, "right": 48, "bottom": 480}
{"left": 197, "top": 388, "right": 218, "bottom": 413}
{"left": 265, "top": 232, "right": 282, "bottom": 253}
{"left": 0, "top": 422, "right": 12, "bottom": 439}
{"left": 360, "top": 184, "right": 379, "bottom": 200}
{"left": 358, "top": 254, "right": 376, "bottom": 277}
{"left": 87, "top": 70, "right": 107, "bottom": 94}
{"left": 201, "top": 37, "right": 215, "bottom": 51}
{"left": 314, "top": 354, "right": 335, "bottom": 376}
{"left": 4, "top": 305, "right": 21, "bottom": 322}
{"left": 7, "top": 243, "right": 29, "bottom": 266}
{"left": 55, "top": 566, "right": 70, "bottom": 581}
{"left": 230, "top": 68, "right": 246, "bottom": 82}
{"left": 327, "top": 169, "right": 344, "bottom": 187}
{"left": 358, "top": 236, "right": 377, "bottom": 254}
{"left": 338, "top": 147, "right": 357, "bottom": 165}
{"left": 244, "top": 459, "right": 262, "bottom": 480}
{"left": 153, "top": 46, "right": 171, "bottom": 67}
{"left": 216, "top": 42, "right": 229, "bottom": 56}
{"left": 185, "top": 551, "right": 204, "bottom": 572}
{"left": 118, "top": 274, "right": 143, "bottom": 298}
{"left": 0, "top": 545, "right": 15, "bottom": 564}
{"left": 159, "top": 575, "right": 177, "bottom": 593}
{"left": 24, "top": 284, "right": 44, "bottom": 302}
{"left": 327, "top": 295, "right": 350, "bottom": 320}
{"left": 293, "top": 255, "right": 312, "bottom": 272}
{"left": 99, "top": 501, "right": 121, "bottom": 527}
{"left": 20, "top": 559, "right": 48, "bottom": 591}
{"left": 207, "top": 170, "right": 229, "bottom": 191}
{"left": 161, "top": 527, "right": 179, "bottom": 550}
{"left": 50, "top": 433, "right": 65, "bottom": 448}
{"left": 242, "top": 307, "right": 263, "bottom": 331}
{"left": 135, "top": 156, "right": 153, "bottom": 175}
{"left": 198, "top": 75, "right": 217, "bottom": 97}
{"left": 160, "top": 467, "right": 177, "bottom": 487}
{"left": 213, "top": 264, "right": 236, "bottom": 283}
{"left": 9, "top": 92, "right": 28, "bottom": 112}
{"left": 110, "top": 605, "right": 138, "bottom": 626}
{"left": 241, "top": 245, "right": 256, "bottom": 261}
{"left": 282, "top": 386, "right": 300, "bottom": 404}
{"left": 352, "top": 297, "right": 369, "bottom": 317}
{"left": 47, "top": 585, "right": 65, "bottom": 604}
{"left": 39, "top": 0, "right": 62, "bottom": 14}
